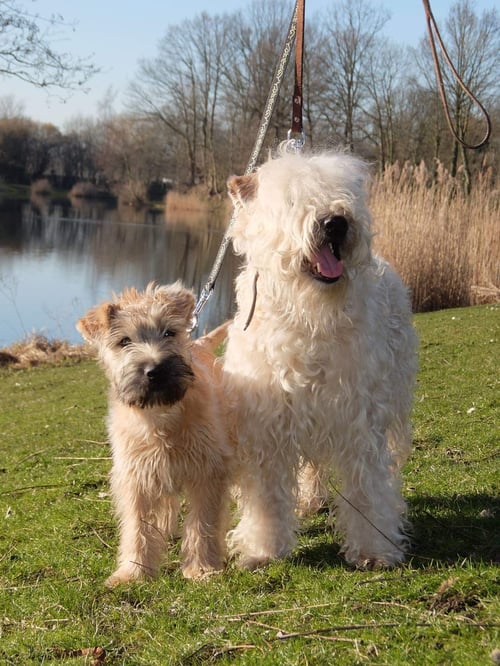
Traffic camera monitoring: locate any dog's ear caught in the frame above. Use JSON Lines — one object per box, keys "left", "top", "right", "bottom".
{"left": 155, "top": 283, "right": 195, "bottom": 324}
{"left": 227, "top": 173, "right": 258, "bottom": 206}
{"left": 171, "top": 288, "right": 196, "bottom": 323}
{"left": 76, "top": 302, "right": 119, "bottom": 343}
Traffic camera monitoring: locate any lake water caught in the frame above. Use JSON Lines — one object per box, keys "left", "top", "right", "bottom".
{"left": 0, "top": 197, "right": 239, "bottom": 347}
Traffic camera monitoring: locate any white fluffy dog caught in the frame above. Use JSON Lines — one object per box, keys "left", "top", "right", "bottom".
{"left": 224, "top": 149, "right": 418, "bottom": 570}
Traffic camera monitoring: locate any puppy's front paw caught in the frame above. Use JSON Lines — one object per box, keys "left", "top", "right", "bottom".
{"left": 182, "top": 561, "right": 223, "bottom": 580}
{"left": 105, "top": 564, "right": 150, "bottom": 588}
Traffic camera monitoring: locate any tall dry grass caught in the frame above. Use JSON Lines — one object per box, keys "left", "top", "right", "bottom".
{"left": 69, "top": 181, "right": 100, "bottom": 199}
{"left": 370, "top": 161, "right": 499, "bottom": 312}
{"left": 165, "top": 187, "right": 230, "bottom": 226}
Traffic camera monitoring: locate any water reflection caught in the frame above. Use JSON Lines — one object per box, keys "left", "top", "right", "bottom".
{"left": 0, "top": 199, "right": 238, "bottom": 346}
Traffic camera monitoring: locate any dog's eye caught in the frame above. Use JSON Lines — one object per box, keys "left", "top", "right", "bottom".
{"left": 118, "top": 337, "right": 132, "bottom": 348}
{"left": 163, "top": 330, "right": 176, "bottom": 338}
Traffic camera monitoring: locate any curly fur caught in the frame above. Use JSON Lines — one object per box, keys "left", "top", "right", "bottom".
{"left": 224, "top": 149, "right": 418, "bottom": 570}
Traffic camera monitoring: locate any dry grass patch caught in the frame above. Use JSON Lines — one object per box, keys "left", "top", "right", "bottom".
{"left": 0, "top": 334, "right": 92, "bottom": 368}
{"left": 371, "top": 161, "right": 499, "bottom": 312}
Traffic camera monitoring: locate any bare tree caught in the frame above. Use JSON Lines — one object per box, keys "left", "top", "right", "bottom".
{"left": 0, "top": 116, "right": 33, "bottom": 181}
{"left": 361, "top": 40, "right": 410, "bottom": 168}
{"left": 0, "top": 116, "right": 60, "bottom": 181}
{"left": 194, "top": 13, "right": 229, "bottom": 194}
{"left": 93, "top": 115, "right": 171, "bottom": 204}
{"left": 128, "top": 12, "right": 229, "bottom": 192}
{"left": 57, "top": 116, "right": 101, "bottom": 184}
{"left": 222, "top": 0, "right": 294, "bottom": 165}
{"left": 316, "top": 0, "right": 389, "bottom": 152}
{"left": 0, "top": 0, "right": 98, "bottom": 92}
{"left": 0, "top": 93, "right": 25, "bottom": 118}
{"left": 25, "top": 121, "right": 61, "bottom": 178}
{"left": 301, "top": 16, "right": 334, "bottom": 148}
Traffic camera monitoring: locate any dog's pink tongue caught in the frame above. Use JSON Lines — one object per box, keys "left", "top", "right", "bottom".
{"left": 315, "top": 245, "right": 343, "bottom": 278}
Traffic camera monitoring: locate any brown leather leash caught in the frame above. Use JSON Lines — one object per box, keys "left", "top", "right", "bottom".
{"left": 289, "top": 0, "right": 306, "bottom": 148}
{"left": 422, "top": 0, "right": 491, "bottom": 150}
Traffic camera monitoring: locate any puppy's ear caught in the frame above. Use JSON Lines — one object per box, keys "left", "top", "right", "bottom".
{"left": 76, "top": 302, "right": 119, "bottom": 343}
{"left": 156, "top": 283, "right": 195, "bottom": 323}
{"left": 172, "top": 288, "right": 196, "bottom": 323}
{"left": 227, "top": 173, "right": 258, "bottom": 206}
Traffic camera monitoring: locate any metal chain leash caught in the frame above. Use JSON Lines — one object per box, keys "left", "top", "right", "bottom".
{"left": 192, "top": 1, "right": 303, "bottom": 329}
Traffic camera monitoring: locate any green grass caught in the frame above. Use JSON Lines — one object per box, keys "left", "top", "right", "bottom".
{"left": 0, "top": 305, "right": 498, "bottom": 665}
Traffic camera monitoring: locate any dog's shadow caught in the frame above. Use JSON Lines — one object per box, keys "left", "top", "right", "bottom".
{"left": 406, "top": 492, "right": 499, "bottom": 567}
{"left": 292, "top": 493, "right": 499, "bottom": 569}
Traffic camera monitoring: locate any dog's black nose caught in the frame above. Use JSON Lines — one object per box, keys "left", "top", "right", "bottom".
{"left": 145, "top": 364, "right": 163, "bottom": 381}
{"left": 323, "top": 215, "right": 348, "bottom": 243}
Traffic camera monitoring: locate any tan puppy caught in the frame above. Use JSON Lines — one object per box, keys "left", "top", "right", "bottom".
{"left": 77, "top": 282, "right": 233, "bottom": 586}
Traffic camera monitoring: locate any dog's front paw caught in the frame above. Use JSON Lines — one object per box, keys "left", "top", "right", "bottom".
{"left": 354, "top": 553, "right": 404, "bottom": 571}
{"left": 355, "top": 557, "right": 388, "bottom": 571}
{"left": 236, "top": 554, "right": 273, "bottom": 571}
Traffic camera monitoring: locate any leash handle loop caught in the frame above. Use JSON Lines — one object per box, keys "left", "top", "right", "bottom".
{"left": 422, "top": 0, "right": 491, "bottom": 150}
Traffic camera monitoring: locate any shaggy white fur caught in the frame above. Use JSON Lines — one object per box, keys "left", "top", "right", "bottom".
{"left": 224, "top": 149, "right": 418, "bottom": 570}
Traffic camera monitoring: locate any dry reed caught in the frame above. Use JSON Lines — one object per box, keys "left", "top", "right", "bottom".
{"left": 114, "top": 180, "right": 148, "bottom": 207}
{"left": 165, "top": 188, "right": 230, "bottom": 223}
{"left": 69, "top": 181, "right": 100, "bottom": 199}
{"left": 370, "top": 161, "right": 499, "bottom": 312}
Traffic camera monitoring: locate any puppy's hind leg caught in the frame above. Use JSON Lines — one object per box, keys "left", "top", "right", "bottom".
{"left": 297, "top": 461, "right": 330, "bottom": 517}
{"left": 106, "top": 481, "right": 180, "bottom": 588}
{"left": 181, "top": 473, "right": 230, "bottom": 579}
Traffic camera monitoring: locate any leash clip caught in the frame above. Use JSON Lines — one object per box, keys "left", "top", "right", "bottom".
{"left": 190, "top": 286, "right": 213, "bottom": 332}
{"left": 285, "top": 129, "right": 306, "bottom": 153}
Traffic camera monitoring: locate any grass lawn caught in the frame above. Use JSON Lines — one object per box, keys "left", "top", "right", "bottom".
{"left": 0, "top": 305, "right": 498, "bottom": 665}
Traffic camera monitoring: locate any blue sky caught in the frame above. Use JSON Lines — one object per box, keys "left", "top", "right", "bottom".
{"left": 1, "top": 0, "right": 496, "bottom": 129}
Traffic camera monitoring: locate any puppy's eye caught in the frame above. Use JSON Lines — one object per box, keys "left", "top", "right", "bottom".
{"left": 118, "top": 337, "right": 132, "bottom": 348}
{"left": 163, "top": 330, "right": 176, "bottom": 338}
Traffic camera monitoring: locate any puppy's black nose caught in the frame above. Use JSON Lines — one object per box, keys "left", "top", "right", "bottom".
{"left": 324, "top": 215, "right": 348, "bottom": 243}
{"left": 145, "top": 364, "right": 163, "bottom": 382}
